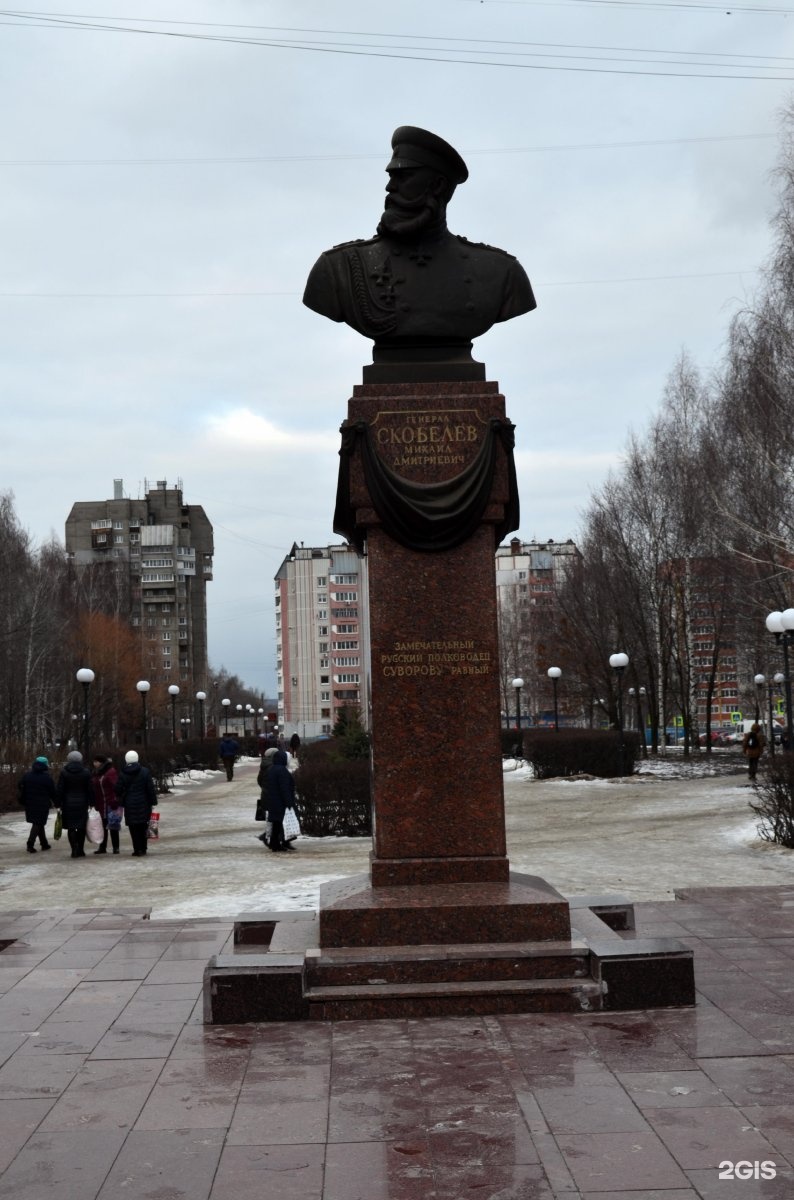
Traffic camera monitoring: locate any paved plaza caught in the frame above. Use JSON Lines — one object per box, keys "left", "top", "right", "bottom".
{"left": 0, "top": 761, "right": 792, "bottom": 1197}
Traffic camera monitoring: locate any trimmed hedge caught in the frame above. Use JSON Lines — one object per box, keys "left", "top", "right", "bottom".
{"left": 504, "top": 728, "right": 642, "bottom": 779}
{"left": 293, "top": 739, "right": 371, "bottom": 837}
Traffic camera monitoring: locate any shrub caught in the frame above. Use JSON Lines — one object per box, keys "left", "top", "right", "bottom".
{"left": 749, "top": 753, "right": 794, "bottom": 848}
{"left": 294, "top": 739, "right": 371, "bottom": 836}
{"left": 332, "top": 706, "right": 371, "bottom": 759}
{"left": 516, "top": 728, "right": 642, "bottom": 779}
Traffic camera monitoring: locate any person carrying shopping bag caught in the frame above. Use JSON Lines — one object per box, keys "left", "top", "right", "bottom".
{"left": 91, "top": 755, "right": 120, "bottom": 854}
{"left": 115, "top": 751, "right": 157, "bottom": 857}
{"left": 56, "top": 751, "right": 93, "bottom": 858}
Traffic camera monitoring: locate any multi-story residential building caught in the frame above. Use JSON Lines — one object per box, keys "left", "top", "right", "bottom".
{"left": 65, "top": 479, "right": 213, "bottom": 691}
{"left": 494, "top": 537, "right": 581, "bottom": 721}
{"left": 275, "top": 543, "right": 369, "bottom": 740}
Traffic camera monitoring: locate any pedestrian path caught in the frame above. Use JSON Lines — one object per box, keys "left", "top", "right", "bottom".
{"left": 0, "top": 885, "right": 792, "bottom": 1197}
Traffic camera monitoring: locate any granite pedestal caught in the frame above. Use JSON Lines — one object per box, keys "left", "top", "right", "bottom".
{"left": 203, "top": 378, "right": 695, "bottom": 1022}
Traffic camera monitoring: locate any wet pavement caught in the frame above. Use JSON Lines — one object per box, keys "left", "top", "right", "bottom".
{"left": 1, "top": 760, "right": 793, "bottom": 1196}
{"left": 0, "top": 884, "right": 793, "bottom": 1198}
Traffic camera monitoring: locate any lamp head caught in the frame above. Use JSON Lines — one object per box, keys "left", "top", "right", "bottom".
{"left": 76, "top": 667, "right": 95, "bottom": 684}
{"left": 136, "top": 680, "right": 150, "bottom": 694}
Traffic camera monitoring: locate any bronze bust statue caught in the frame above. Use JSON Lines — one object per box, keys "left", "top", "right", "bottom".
{"left": 303, "top": 126, "right": 536, "bottom": 381}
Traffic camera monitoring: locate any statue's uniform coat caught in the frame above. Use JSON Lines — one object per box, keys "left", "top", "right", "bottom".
{"left": 303, "top": 231, "right": 536, "bottom": 343}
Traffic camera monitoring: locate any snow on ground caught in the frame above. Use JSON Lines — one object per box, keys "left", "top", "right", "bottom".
{"left": 1, "top": 758, "right": 791, "bottom": 918}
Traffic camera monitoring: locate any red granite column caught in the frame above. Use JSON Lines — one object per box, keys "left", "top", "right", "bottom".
{"left": 344, "top": 381, "right": 513, "bottom": 887}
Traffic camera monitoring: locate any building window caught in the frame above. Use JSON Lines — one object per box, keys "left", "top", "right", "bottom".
{"left": 316, "top": 610, "right": 327, "bottom": 620}
{"left": 317, "top": 576, "right": 327, "bottom": 586}
{"left": 334, "top": 640, "right": 359, "bottom": 650}
{"left": 331, "top": 574, "right": 357, "bottom": 584}
{"left": 319, "top": 643, "right": 328, "bottom": 653}
{"left": 163, "top": 660, "right": 171, "bottom": 669}
{"left": 162, "top": 632, "right": 171, "bottom": 641}
{"left": 336, "top": 673, "right": 360, "bottom": 683}
{"left": 332, "top": 591, "right": 358, "bottom": 602}
{"left": 321, "top": 691, "right": 330, "bottom": 701}
{"left": 334, "top": 656, "right": 359, "bottom": 667}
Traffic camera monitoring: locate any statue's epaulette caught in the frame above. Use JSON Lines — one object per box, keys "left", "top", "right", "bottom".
{"left": 455, "top": 234, "right": 516, "bottom": 260}
{"left": 330, "top": 236, "right": 379, "bottom": 252}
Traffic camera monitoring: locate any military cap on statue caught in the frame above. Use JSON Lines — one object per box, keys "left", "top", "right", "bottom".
{"left": 387, "top": 126, "right": 469, "bottom": 185}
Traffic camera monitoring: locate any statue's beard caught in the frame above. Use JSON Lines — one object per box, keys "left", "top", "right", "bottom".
{"left": 377, "top": 192, "right": 443, "bottom": 239}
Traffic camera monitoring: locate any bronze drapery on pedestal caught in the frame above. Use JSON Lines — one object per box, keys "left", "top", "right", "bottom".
{"left": 334, "top": 415, "right": 519, "bottom": 553}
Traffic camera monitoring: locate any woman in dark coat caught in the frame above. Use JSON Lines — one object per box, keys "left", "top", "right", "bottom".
{"left": 55, "top": 750, "right": 93, "bottom": 858}
{"left": 114, "top": 750, "right": 157, "bottom": 857}
{"left": 266, "top": 749, "right": 296, "bottom": 853}
{"left": 17, "top": 756, "right": 56, "bottom": 852}
{"left": 91, "top": 756, "right": 120, "bottom": 855}
{"left": 256, "top": 746, "right": 278, "bottom": 843}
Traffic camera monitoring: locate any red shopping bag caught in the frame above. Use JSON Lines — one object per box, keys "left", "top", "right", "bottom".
{"left": 147, "top": 811, "right": 160, "bottom": 840}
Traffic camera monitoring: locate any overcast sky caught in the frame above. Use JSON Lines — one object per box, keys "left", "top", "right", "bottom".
{"left": 1, "top": 0, "right": 792, "bottom": 694}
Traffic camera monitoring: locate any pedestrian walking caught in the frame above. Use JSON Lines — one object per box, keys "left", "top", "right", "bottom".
{"left": 265, "top": 748, "right": 296, "bottom": 853}
{"left": 742, "top": 722, "right": 766, "bottom": 781}
{"left": 91, "top": 755, "right": 120, "bottom": 854}
{"left": 56, "top": 750, "right": 93, "bottom": 858}
{"left": 256, "top": 746, "right": 278, "bottom": 843}
{"left": 115, "top": 750, "right": 157, "bottom": 856}
{"left": 17, "top": 755, "right": 56, "bottom": 852}
{"left": 218, "top": 735, "right": 240, "bottom": 781}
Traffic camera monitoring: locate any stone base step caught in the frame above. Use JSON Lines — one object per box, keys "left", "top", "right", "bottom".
{"left": 305, "top": 941, "right": 591, "bottom": 987}
{"left": 305, "top": 976, "right": 604, "bottom": 1020}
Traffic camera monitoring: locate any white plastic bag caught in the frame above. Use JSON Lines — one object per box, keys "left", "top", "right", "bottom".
{"left": 86, "top": 807, "right": 104, "bottom": 844}
{"left": 283, "top": 808, "right": 300, "bottom": 841}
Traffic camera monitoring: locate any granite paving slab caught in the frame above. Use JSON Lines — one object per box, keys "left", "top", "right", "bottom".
{"left": 0, "top": 889, "right": 789, "bottom": 1197}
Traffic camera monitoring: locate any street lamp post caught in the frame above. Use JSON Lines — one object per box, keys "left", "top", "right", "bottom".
{"left": 221, "top": 697, "right": 230, "bottom": 734}
{"left": 168, "top": 684, "right": 180, "bottom": 744}
{"left": 237, "top": 704, "right": 245, "bottom": 737}
{"left": 136, "top": 680, "right": 150, "bottom": 751}
{"left": 754, "top": 673, "right": 766, "bottom": 724}
{"left": 771, "top": 672, "right": 785, "bottom": 756}
{"left": 609, "top": 652, "right": 629, "bottom": 776}
{"left": 75, "top": 668, "right": 95, "bottom": 761}
{"left": 180, "top": 717, "right": 191, "bottom": 741}
{"left": 765, "top": 610, "right": 794, "bottom": 749}
{"left": 547, "top": 667, "right": 561, "bottom": 731}
{"left": 195, "top": 691, "right": 206, "bottom": 745}
{"left": 511, "top": 677, "right": 524, "bottom": 758}
{"left": 636, "top": 685, "right": 648, "bottom": 757}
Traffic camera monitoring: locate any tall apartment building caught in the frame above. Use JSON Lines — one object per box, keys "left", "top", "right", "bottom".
{"left": 495, "top": 537, "right": 581, "bottom": 720}
{"left": 65, "top": 479, "right": 214, "bottom": 690}
{"left": 275, "top": 543, "right": 369, "bottom": 740}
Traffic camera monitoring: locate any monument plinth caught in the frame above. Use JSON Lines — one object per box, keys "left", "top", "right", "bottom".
{"left": 338, "top": 381, "right": 513, "bottom": 888}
